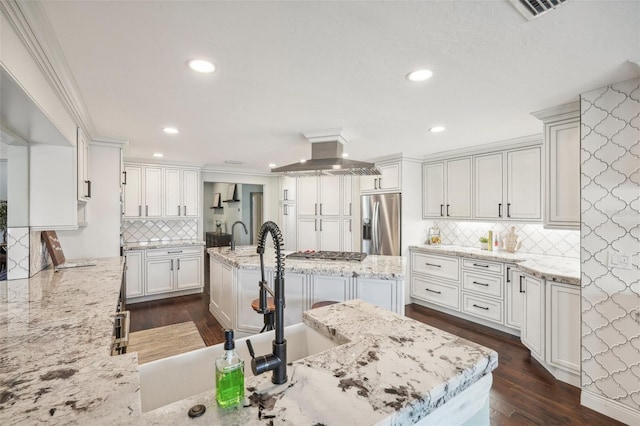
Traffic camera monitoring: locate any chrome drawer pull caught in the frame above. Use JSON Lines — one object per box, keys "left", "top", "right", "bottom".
{"left": 473, "top": 304, "right": 489, "bottom": 311}
{"left": 425, "top": 263, "right": 441, "bottom": 268}
{"left": 473, "top": 263, "right": 490, "bottom": 268}
{"left": 425, "top": 288, "right": 441, "bottom": 294}
{"left": 472, "top": 281, "right": 489, "bottom": 287}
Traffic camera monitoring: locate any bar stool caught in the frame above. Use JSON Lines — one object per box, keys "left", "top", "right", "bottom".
{"left": 251, "top": 297, "right": 276, "bottom": 332}
{"left": 311, "top": 301, "right": 339, "bottom": 309}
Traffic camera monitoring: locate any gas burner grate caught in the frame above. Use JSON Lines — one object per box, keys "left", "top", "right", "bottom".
{"left": 286, "top": 251, "right": 367, "bottom": 261}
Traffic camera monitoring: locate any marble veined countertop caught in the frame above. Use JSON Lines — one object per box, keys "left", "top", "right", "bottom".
{"left": 208, "top": 246, "right": 406, "bottom": 280}
{"left": 410, "top": 245, "right": 580, "bottom": 285}
{"left": 123, "top": 239, "right": 205, "bottom": 251}
{"left": 143, "top": 300, "right": 498, "bottom": 425}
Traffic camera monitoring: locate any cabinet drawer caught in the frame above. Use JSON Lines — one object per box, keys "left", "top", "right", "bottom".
{"left": 462, "top": 271, "right": 503, "bottom": 299}
{"left": 145, "top": 246, "right": 202, "bottom": 258}
{"left": 462, "top": 293, "right": 503, "bottom": 324}
{"left": 462, "top": 258, "right": 503, "bottom": 275}
{"left": 411, "top": 252, "right": 460, "bottom": 282}
{"left": 411, "top": 276, "right": 460, "bottom": 310}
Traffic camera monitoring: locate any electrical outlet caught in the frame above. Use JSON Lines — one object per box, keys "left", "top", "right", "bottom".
{"left": 608, "top": 250, "right": 633, "bottom": 270}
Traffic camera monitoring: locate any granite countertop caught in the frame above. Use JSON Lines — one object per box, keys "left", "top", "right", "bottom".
{"left": 207, "top": 246, "right": 406, "bottom": 280}
{"left": 0, "top": 257, "right": 140, "bottom": 425}
{"left": 143, "top": 300, "right": 498, "bottom": 425}
{"left": 409, "top": 245, "right": 580, "bottom": 285}
{"left": 123, "top": 240, "right": 205, "bottom": 251}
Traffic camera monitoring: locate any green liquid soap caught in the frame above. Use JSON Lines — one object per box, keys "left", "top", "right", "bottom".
{"left": 215, "top": 330, "right": 245, "bottom": 408}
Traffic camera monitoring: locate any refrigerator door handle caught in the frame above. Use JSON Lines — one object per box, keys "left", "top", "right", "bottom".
{"left": 372, "top": 201, "right": 380, "bottom": 254}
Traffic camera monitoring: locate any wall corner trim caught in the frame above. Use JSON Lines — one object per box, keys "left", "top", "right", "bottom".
{"left": 581, "top": 389, "right": 640, "bottom": 425}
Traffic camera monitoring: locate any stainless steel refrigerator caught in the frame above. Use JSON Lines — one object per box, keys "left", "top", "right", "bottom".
{"left": 361, "top": 193, "right": 401, "bottom": 256}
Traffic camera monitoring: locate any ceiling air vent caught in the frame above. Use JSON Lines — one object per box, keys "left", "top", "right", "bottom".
{"left": 508, "top": 0, "right": 572, "bottom": 20}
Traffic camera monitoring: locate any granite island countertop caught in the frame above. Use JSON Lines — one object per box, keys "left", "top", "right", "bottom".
{"left": 123, "top": 239, "right": 205, "bottom": 251}
{"left": 208, "top": 246, "right": 406, "bottom": 280}
{"left": 410, "top": 244, "right": 580, "bottom": 285}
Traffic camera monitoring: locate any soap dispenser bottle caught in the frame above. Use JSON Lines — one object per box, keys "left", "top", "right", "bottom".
{"left": 215, "top": 330, "right": 244, "bottom": 408}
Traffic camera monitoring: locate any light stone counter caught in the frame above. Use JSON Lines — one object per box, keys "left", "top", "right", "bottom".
{"left": 142, "top": 300, "right": 498, "bottom": 425}
{"left": 0, "top": 257, "right": 140, "bottom": 425}
{"left": 123, "top": 240, "right": 205, "bottom": 251}
{"left": 410, "top": 244, "right": 580, "bottom": 285}
{"left": 208, "top": 246, "right": 406, "bottom": 280}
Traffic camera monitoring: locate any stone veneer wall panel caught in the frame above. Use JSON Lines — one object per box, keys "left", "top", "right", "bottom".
{"left": 581, "top": 77, "right": 640, "bottom": 415}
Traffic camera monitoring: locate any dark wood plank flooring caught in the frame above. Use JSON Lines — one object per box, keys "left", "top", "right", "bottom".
{"left": 128, "top": 295, "right": 621, "bottom": 425}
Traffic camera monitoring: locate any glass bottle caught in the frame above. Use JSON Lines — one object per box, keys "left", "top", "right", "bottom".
{"left": 215, "top": 330, "right": 244, "bottom": 408}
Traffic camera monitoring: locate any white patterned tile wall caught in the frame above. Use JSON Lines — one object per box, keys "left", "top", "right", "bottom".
{"left": 426, "top": 220, "right": 580, "bottom": 258}
{"left": 6, "top": 227, "right": 29, "bottom": 280}
{"left": 122, "top": 219, "right": 198, "bottom": 243}
{"left": 581, "top": 77, "right": 640, "bottom": 413}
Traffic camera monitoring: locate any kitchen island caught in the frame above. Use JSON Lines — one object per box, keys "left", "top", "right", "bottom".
{"left": 208, "top": 246, "right": 406, "bottom": 335}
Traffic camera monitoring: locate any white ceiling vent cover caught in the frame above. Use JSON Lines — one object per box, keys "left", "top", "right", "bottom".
{"left": 509, "top": 0, "right": 572, "bottom": 20}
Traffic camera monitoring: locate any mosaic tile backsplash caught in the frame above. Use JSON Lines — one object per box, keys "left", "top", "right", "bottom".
{"left": 123, "top": 219, "right": 198, "bottom": 243}
{"left": 425, "top": 220, "right": 580, "bottom": 258}
{"left": 581, "top": 78, "right": 640, "bottom": 413}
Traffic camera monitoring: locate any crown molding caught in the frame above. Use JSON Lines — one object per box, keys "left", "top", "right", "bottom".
{"left": 125, "top": 157, "right": 206, "bottom": 169}
{"left": 91, "top": 137, "right": 127, "bottom": 149}
{"left": 423, "top": 134, "right": 543, "bottom": 163}
{"left": 201, "top": 165, "right": 275, "bottom": 178}
{"left": 0, "top": 1, "right": 96, "bottom": 139}
{"left": 531, "top": 100, "right": 580, "bottom": 122}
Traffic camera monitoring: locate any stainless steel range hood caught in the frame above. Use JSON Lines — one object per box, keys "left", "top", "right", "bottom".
{"left": 271, "top": 129, "right": 380, "bottom": 176}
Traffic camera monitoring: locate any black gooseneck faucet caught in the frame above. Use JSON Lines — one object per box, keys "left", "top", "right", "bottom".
{"left": 245, "top": 221, "right": 287, "bottom": 384}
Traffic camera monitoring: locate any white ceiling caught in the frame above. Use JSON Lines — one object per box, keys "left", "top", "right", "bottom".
{"left": 41, "top": 1, "right": 639, "bottom": 172}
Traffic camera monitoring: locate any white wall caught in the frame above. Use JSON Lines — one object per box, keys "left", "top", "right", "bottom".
{"left": 0, "top": 159, "right": 7, "bottom": 201}
{"left": 5, "top": 144, "right": 29, "bottom": 227}
{"left": 57, "top": 143, "right": 122, "bottom": 258}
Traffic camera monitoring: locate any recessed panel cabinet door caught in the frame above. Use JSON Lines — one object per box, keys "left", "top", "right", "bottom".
{"left": 342, "top": 219, "right": 353, "bottom": 252}
{"left": 423, "top": 162, "right": 445, "bottom": 218}
{"left": 342, "top": 176, "right": 353, "bottom": 216}
{"left": 505, "top": 267, "right": 524, "bottom": 329}
{"left": 123, "top": 166, "right": 143, "bottom": 218}
{"left": 507, "top": 147, "right": 541, "bottom": 220}
{"left": 547, "top": 121, "right": 580, "bottom": 226}
{"left": 319, "top": 175, "right": 340, "bottom": 216}
{"left": 521, "top": 274, "right": 544, "bottom": 359}
{"left": 310, "top": 275, "right": 350, "bottom": 305}
{"left": 210, "top": 258, "right": 222, "bottom": 312}
{"left": 297, "top": 218, "right": 319, "bottom": 251}
{"left": 355, "top": 278, "right": 396, "bottom": 312}
{"left": 144, "top": 167, "right": 163, "bottom": 217}
{"left": 125, "top": 250, "right": 144, "bottom": 298}
{"left": 445, "top": 157, "right": 472, "bottom": 218}
{"left": 319, "top": 218, "right": 341, "bottom": 251}
{"left": 182, "top": 170, "right": 199, "bottom": 217}
{"left": 297, "top": 176, "right": 319, "bottom": 216}
{"left": 236, "top": 269, "right": 270, "bottom": 333}
{"left": 176, "top": 256, "right": 202, "bottom": 290}
{"left": 547, "top": 282, "right": 580, "bottom": 373}
{"left": 146, "top": 259, "right": 174, "bottom": 294}
{"left": 164, "top": 168, "right": 181, "bottom": 217}
{"left": 474, "top": 153, "right": 504, "bottom": 219}
{"left": 284, "top": 274, "right": 306, "bottom": 326}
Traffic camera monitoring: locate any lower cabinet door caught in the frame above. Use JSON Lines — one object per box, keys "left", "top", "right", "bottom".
{"left": 176, "top": 255, "right": 202, "bottom": 290}
{"left": 297, "top": 218, "right": 319, "bottom": 251}
{"left": 210, "top": 258, "right": 222, "bottom": 312}
{"left": 219, "top": 263, "right": 235, "bottom": 328}
{"left": 547, "top": 282, "right": 580, "bottom": 373}
{"left": 236, "top": 269, "right": 270, "bottom": 332}
{"left": 521, "top": 274, "right": 545, "bottom": 359}
{"left": 505, "top": 268, "right": 524, "bottom": 329}
{"left": 145, "top": 259, "right": 174, "bottom": 294}
{"left": 284, "top": 273, "right": 306, "bottom": 326}
{"left": 355, "top": 278, "right": 397, "bottom": 313}
{"left": 125, "top": 250, "right": 144, "bottom": 298}
{"left": 310, "top": 275, "right": 350, "bottom": 306}
{"left": 319, "top": 218, "right": 341, "bottom": 251}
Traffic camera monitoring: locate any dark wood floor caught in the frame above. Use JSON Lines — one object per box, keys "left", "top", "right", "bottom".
{"left": 128, "top": 295, "right": 621, "bottom": 425}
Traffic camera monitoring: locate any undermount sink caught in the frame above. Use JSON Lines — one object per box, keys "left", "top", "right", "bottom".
{"left": 138, "top": 323, "right": 340, "bottom": 412}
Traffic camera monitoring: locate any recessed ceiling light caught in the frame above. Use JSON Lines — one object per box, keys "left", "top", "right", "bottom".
{"left": 268, "top": 163, "right": 276, "bottom": 168}
{"left": 163, "top": 127, "right": 179, "bottom": 134}
{"left": 406, "top": 69, "right": 433, "bottom": 82}
{"left": 429, "top": 126, "right": 446, "bottom": 133}
{"left": 153, "top": 153, "right": 164, "bottom": 158}
{"left": 300, "top": 159, "right": 307, "bottom": 163}
{"left": 342, "top": 153, "right": 349, "bottom": 158}
{"left": 188, "top": 59, "right": 215, "bottom": 73}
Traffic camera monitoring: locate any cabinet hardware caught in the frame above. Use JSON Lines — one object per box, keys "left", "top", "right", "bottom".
{"left": 473, "top": 263, "right": 489, "bottom": 268}
{"left": 178, "top": 205, "right": 181, "bottom": 216}
{"left": 519, "top": 275, "right": 525, "bottom": 293}
{"left": 168, "top": 250, "right": 183, "bottom": 254}
{"left": 320, "top": 203, "right": 323, "bottom": 215}
{"left": 349, "top": 203, "right": 352, "bottom": 216}
{"left": 349, "top": 219, "right": 352, "bottom": 232}
{"left": 507, "top": 203, "right": 511, "bottom": 218}
{"left": 425, "top": 262, "right": 441, "bottom": 268}
{"left": 440, "top": 204, "right": 444, "bottom": 216}
{"left": 314, "top": 219, "right": 317, "bottom": 232}
{"left": 86, "top": 180, "right": 92, "bottom": 198}
{"left": 472, "top": 281, "right": 489, "bottom": 287}
{"left": 170, "top": 259, "right": 174, "bottom": 271}
{"left": 446, "top": 204, "right": 450, "bottom": 216}
{"left": 184, "top": 205, "right": 187, "bottom": 216}
{"left": 425, "top": 288, "right": 441, "bottom": 294}
{"left": 315, "top": 203, "right": 318, "bottom": 215}
{"left": 138, "top": 205, "right": 142, "bottom": 216}
{"left": 506, "top": 267, "right": 511, "bottom": 282}
{"left": 283, "top": 205, "right": 287, "bottom": 216}
{"left": 145, "top": 205, "right": 149, "bottom": 216}
{"left": 123, "top": 171, "right": 127, "bottom": 185}
{"left": 284, "top": 189, "right": 288, "bottom": 200}
{"left": 177, "top": 259, "right": 180, "bottom": 270}
{"left": 473, "top": 304, "right": 489, "bottom": 311}
{"left": 320, "top": 219, "right": 323, "bottom": 231}
{"left": 498, "top": 203, "right": 502, "bottom": 217}
{"left": 379, "top": 178, "right": 382, "bottom": 189}
{"left": 374, "top": 179, "right": 378, "bottom": 190}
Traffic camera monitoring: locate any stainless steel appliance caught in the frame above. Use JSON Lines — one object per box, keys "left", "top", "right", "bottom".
{"left": 286, "top": 251, "right": 367, "bottom": 261}
{"left": 361, "top": 193, "right": 401, "bottom": 256}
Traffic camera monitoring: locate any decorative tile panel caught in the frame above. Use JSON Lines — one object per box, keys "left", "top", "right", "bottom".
{"left": 581, "top": 77, "right": 640, "bottom": 412}
{"left": 6, "top": 227, "right": 29, "bottom": 280}
{"left": 427, "top": 220, "right": 580, "bottom": 258}
{"left": 122, "top": 219, "right": 198, "bottom": 243}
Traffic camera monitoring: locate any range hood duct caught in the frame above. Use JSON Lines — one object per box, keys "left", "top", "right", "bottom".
{"left": 271, "top": 129, "right": 380, "bottom": 176}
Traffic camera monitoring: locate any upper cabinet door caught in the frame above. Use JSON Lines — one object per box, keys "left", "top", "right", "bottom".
{"left": 445, "top": 157, "right": 472, "bottom": 218}
{"left": 341, "top": 176, "right": 353, "bottom": 216}
{"left": 123, "top": 166, "right": 143, "bottom": 218}
{"left": 474, "top": 153, "right": 504, "bottom": 219}
{"left": 182, "top": 170, "right": 199, "bottom": 217}
{"left": 144, "top": 167, "right": 163, "bottom": 217}
{"left": 77, "top": 127, "right": 90, "bottom": 202}
{"left": 164, "top": 168, "right": 181, "bottom": 217}
{"left": 319, "top": 175, "right": 340, "bottom": 216}
{"left": 297, "top": 176, "right": 319, "bottom": 216}
{"left": 297, "top": 218, "right": 319, "bottom": 251}
{"left": 279, "top": 176, "right": 296, "bottom": 202}
{"left": 507, "top": 147, "right": 541, "bottom": 220}
{"left": 378, "top": 162, "right": 401, "bottom": 191}
{"left": 546, "top": 120, "right": 580, "bottom": 228}
{"left": 423, "top": 162, "right": 445, "bottom": 218}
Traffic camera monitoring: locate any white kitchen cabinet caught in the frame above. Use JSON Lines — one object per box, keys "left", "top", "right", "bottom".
{"left": 297, "top": 175, "right": 340, "bottom": 216}
{"left": 125, "top": 250, "right": 144, "bottom": 298}
{"left": 77, "top": 127, "right": 91, "bottom": 202}
{"left": 164, "top": 168, "right": 200, "bottom": 217}
{"left": 546, "top": 282, "right": 580, "bottom": 373}
{"left": 210, "top": 257, "right": 222, "bottom": 313}
{"left": 146, "top": 258, "right": 174, "bottom": 294}
{"left": 355, "top": 278, "right": 397, "bottom": 313}
{"left": 144, "top": 167, "right": 163, "bottom": 218}
{"left": 319, "top": 218, "right": 341, "bottom": 251}
{"left": 219, "top": 262, "right": 235, "bottom": 328}
{"left": 279, "top": 175, "right": 296, "bottom": 202}
{"left": 506, "top": 147, "right": 541, "bottom": 220}
{"left": 341, "top": 176, "right": 354, "bottom": 216}
{"left": 123, "top": 165, "right": 143, "bottom": 218}
{"left": 236, "top": 269, "right": 270, "bottom": 332}
{"left": 176, "top": 256, "right": 202, "bottom": 290}
{"left": 445, "top": 157, "right": 472, "bottom": 218}
{"left": 342, "top": 219, "right": 354, "bottom": 252}
{"left": 297, "top": 218, "right": 319, "bottom": 251}
{"left": 279, "top": 203, "right": 297, "bottom": 251}
{"left": 319, "top": 175, "right": 340, "bottom": 216}
{"left": 423, "top": 162, "right": 445, "bottom": 218}
{"left": 361, "top": 161, "right": 401, "bottom": 193}
{"left": 310, "top": 275, "right": 351, "bottom": 305}
{"left": 521, "top": 273, "right": 545, "bottom": 359}
{"left": 297, "top": 176, "right": 320, "bottom": 216}
{"left": 283, "top": 274, "right": 307, "bottom": 326}
{"left": 297, "top": 217, "right": 341, "bottom": 252}
{"left": 504, "top": 266, "right": 524, "bottom": 329}
{"left": 474, "top": 153, "right": 504, "bottom": 219}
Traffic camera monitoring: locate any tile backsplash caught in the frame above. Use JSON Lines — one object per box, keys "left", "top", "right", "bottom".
{"left": 123, "top": 219, "right": 198, "bottom": 243}
{"left": 425, "top": 220, "right": 580, "bottom": 258}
